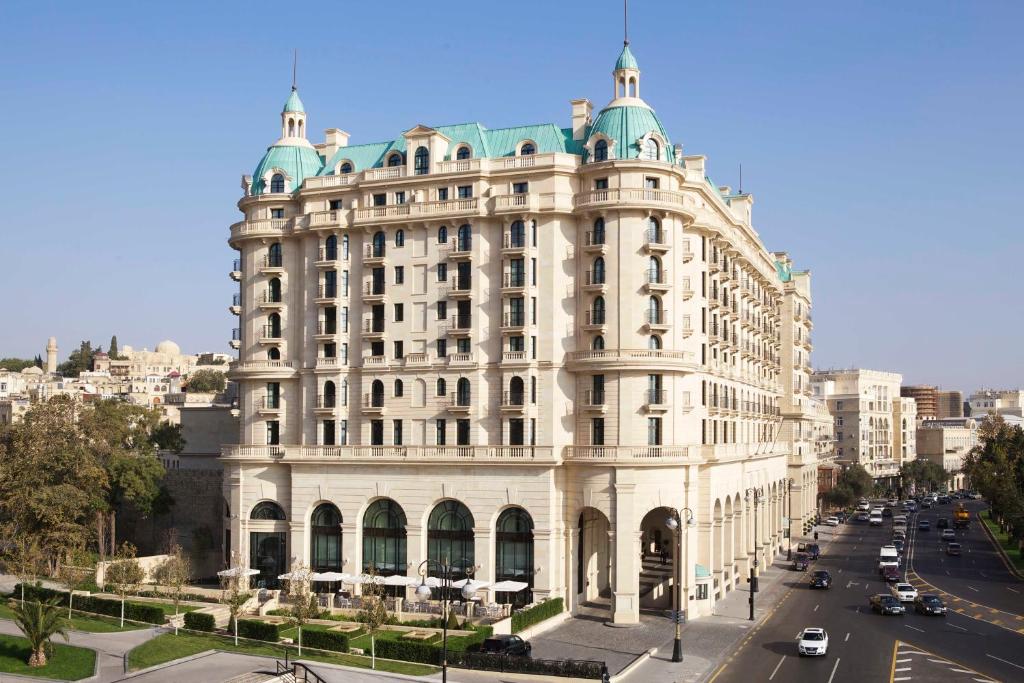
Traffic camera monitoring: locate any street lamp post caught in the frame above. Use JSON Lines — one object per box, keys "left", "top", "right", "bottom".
{"left": 665, "top": 508, "right": 696, "bottom": 663}
{"left": 415, "top": 558, "right": 476, "bottom": 683}
{"left": 786, "top": 478, "right": 795, "bottom": 561}
{"left": 744, "top": 486, "right": 764, "bottom": 621}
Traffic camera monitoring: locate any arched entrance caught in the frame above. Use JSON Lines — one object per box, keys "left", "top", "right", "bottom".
{"left": 639, "top": 507, "right": 678, "bottom": 610}
{"left": 575, "top": 507, "right": 610, "bottom": 607}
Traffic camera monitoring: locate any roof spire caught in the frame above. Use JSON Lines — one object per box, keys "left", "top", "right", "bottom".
{"left": 624, "top": 0, "right": 629, "bottom": 46}
{"left": 292, "top": 49, "right": 297, "bottom": 91}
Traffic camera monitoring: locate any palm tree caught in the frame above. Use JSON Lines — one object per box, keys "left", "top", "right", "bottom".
{"left": 10, "top": 597, "right": 69, "bottom": 667}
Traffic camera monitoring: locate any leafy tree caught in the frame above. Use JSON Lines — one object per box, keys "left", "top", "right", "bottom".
{"left": 9, "top": 596, "right": 69, "bottom": 667}
{"left": 57, "top": 340, "right": 94, "bottom": 377}
{"left": 824, "top": 483, "right": 856, "bottom": 509}
{"left": 284, "top": 562, "right": 318, "bottom": 656}
{"left": 105, "top": 543, "right": 144, "bottom": 627}
{"left": 0, "top": 357, "right": 37, "bottom": 372}
{"left": 59, "top": 550, "right": 95, "bottom": 620}
{"left": 152, "top": 544, "right": 191, "bottom": 620}
{"left": 220, "top": 552, "right": 253, "bottom": 647}
{"left": 836, "top": 463, "right": 873, "bottom": 499}
{"left": 358, "top": 568, "right": 390, "bottom": 669}
{"left": 186, "top": 369, "right": 226, "bottom": 393}
{"left": 3, "top": 532, "right": 45, "bottom": 603}
{"left": 963, "top": 416, "right": 1024, "bottom": 542}
{"left": 108, "top": 335, "right": 120, "bottom": 360}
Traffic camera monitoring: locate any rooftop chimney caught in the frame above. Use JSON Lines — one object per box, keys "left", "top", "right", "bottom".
{"left": 570, "top": 99, "right": 593, "bottom": 141}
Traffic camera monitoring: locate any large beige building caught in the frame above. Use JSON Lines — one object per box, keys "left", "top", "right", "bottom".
{"left": 969, "top": 389, "right": 1024, "bottom": 419}
{"left": 916, "top": 418, "right": 977, "bottom": 491}
{"left": 811, "top": 369, "right": 904, "bottom": 486}
{"left": 221, "top": 42, "right": 821, "bottom": 624}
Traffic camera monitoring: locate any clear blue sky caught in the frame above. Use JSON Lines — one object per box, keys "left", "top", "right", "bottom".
{"left": 1, "top": 1, "right": 1020, "bottom": 393}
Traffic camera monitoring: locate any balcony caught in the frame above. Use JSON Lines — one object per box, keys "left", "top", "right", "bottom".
{"left": 442, "top": 275, "right": 472, "bottom": 299}
{"left": 644, "top": 390, "right": 669, "bottom": 413}
{"left": 229, "top": 328, "right": 241, "bottom": 350}
{"left": 494, "top": 193, "right": 537, "bottom": 214}
{"left": 574, "top": 188, "right": 695, "bottom": 220}
{"left": 582, "top": 271, "right": 606, "bottom": 293}
{"left": 221, "top": 443, "right": 557, "bottom": 463}
{"left": 315, "top": 285, "right": 340, "bottom": 304}
{"left": 566, "top": 348, "right": 698, "bottom": 371}
{"left": 363, "top": 318, "right": 386, "bottom": 339}
{"left": 563, "top": 445, "right": 694, "bottom": 464}
{"left": 583, "top": 232, "right": 607, "bottom": 254}
{"left": 230, "top": 259, "right": 242, "bottom": 281}
{"left": 403, "top": 352, "right": 429, "bottom": 367}
{"left": 581, "top": 390, "right": 607, "bottom": 413}
{"left": 362, "top": 280, "right": 387, "bottom": 303}
{"left": 229, "top": 293, "right": 242, "bottom": 316}
{"left": 708, "top": 295, "right": 721, "bottom": 310}
{"left": 362, "top": 393, "right": 386, "bottom": 414}
{"left": 354, "top": 198, "right": 479, "bottom": 225}
{"left": 258, "top": 290, "right": 284, "bottom": 310}
{"left": 680, "top": 287, "right": 694, "bottom": 300}
{"left": 501, "top": 391, "right": 526, "bottom": 412}
{"left": 315, "top": 248, "right": 339, "bottom": 268}
{"left": 446, "top": 393, "right": 472, "bottom": 413}
{"left": 362, "top": 355, "right": 388, "bottom": 369}
{"left": 501, "top": 350, "right": 529, "bottom": 365}
{"left": 502, "top": 234, "right": 529, "bottom": 255}
{"left": 363, "top": 166, "right": 407, "bottom": 182}
{"left": 445, "top": 241, "right": 473, "bottom": 261}
{"left": 502, "top": 272, "right": 527, "bottom": 293}
{"left": 256, "top": 396, "right": 281, "bottom": 415}
{"left": 435, "top": 157, "right": 482, "bottom": 175}
{"left": 681, "top": 249, "right": 694, "bottom": 263}
{"left": 314, "top": 357, "right": 341, "bottom": 371}
{"left": 447, "top": 353, "right": 476, "bottom": 367}
{"left": 228, "top": 360, "right": 299, "bottom": 380}
{"left": 445, "top": 314, "right": 473, "bottom": 337}
{"left": 260, "top": 255, "right": 284, "bottom": 274}
{"left": 304, "top": 173, "right": 357, "bottom": 190}
{"left": 643, "top": 232, "right": 670, "bottom": 254}
{"left": 259, "top": 326, "right": 283, "bottom": 345}
{"left": 581, "top": 310, "right": 606, "bottom": 332}
{"left": 681, "top": 326, "right": 694, "bottom": 338}
{"left": 644, "top": 309, "right": 670, "bottom": 333}
{"left": 363, "top": 244, "right": 387, "bottom": 265}
{"left": 644, "top": 269, "right": 670, "bottom": 293}
{"left": 500, "top": 311, "right": 526, "bottom": 332}
{"left": 229, "top": 218, "right": 289, "bottom": 243}
{"left": 314, "top": 321, "right": 337, "bottom": 340}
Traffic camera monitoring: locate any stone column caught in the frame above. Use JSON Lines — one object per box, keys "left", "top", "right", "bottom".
{"left": 341, "top": 521, "right": 359, "bottom": 576}
{"left": 288, "top": 520, "right": 306, "bottom": 570}
{"left": 565, "top": 527, "right": 580, "bottom": 612}
{"left": 474, "top": 525, "right": 494, "bottom": 585}
{"left": 531, "top": 528, "right": 555, "bottom": 602}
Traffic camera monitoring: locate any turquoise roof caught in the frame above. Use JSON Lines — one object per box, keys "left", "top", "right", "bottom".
{"left": 251, "top": 144, "right": 324, "bottom": 194}
{"left": 319, "top": 122, "right": 579, "bottom": 175}
{"left": 283, "top": 89, "right": 305, "bottom": 113}
{"left": 615, "top": 44, "right": 639, "bottom": 70}
{"left": 588, "top": 104, "right": 672, "bottom": 162}
{"left": 775, "top": 260, "right": 793, "bottom": 283}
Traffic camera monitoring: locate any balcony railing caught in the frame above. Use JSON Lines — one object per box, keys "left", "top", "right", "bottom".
{"left": 450, "top": 314, "right": 472, "bottom": 330}
{"left": 363, "top": 244, "right": 386, "bottom": 259}
{"left": 363, "top": 281, "right": 386, "bottom": 296}
{"left": 318, "top": 285, "right": 338, "bottom": 299}
{"left": 585, "top": 310, "right": 606, "bottom": 326}
{"left": 260, "top": 290, "right": 283, "bottom": 304}
{"left": 646, "top": 390, "right": 668, "bottom": 405}
{"left": 503, "top": 234, "right": 527, "bottom": 250}
{"left": 257, "top": 396, "right": 280, "bottom": 410}
{"left": 316, "top": 395, "right": 337, "bottom": 409}
{"left": 262, "top": 255, "right": 283, "bottom": 269}
{"left": 363, "top": 393, "right": 386, "bottom": 408}
{"left": 646, "top": 269, "right": 668, "bottom": 285}
{"left": 315, "top": 321, "right": 337, "bottom": 335}
{"left": 231, "top": 258, "right": 241, "bottom": 272}
{"left": 585, "top": 231, "right": 605, "bottom": 247}
{"left": 364, "top": 318, "right": 385, "bottom": 334}
{"left": 317, "top": 248, "right": 338, "bottom": 262}
{"left": 583, "top": 389, "right": 606, "bottom": 406}
{"left": 646, "top": 309, "right": 668, "bottom": 325}
{"left": 232, "top": 293, "right": 242, "bottom": 306}
{"left": 447, "top": 392, "right": 472, "bottom": 408}
{"left": 260, "top": 326, "right": 282, "bottom": 340}
{"left": 502, "top": 312, "right": 525, "bottom": 327}
{"left": 584, "top": 271, "right": 606, "bottom": 286}
{"left": 502, "top": 391, "right": 526, "bottom": 407}
{"left": 231, "top": 328, "right": 241, "bottom": 341}
{"left": 503, "top": 273, "right": 526, "bottom": 288}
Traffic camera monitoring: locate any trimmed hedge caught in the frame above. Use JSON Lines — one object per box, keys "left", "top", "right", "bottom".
{"left": 512, "top": 597, "right": 563, "bottom": 633}
{"left": 452, "top": 651, "right": 606, "bottom": 679}
{"left": 14, "top": 583, "right": 165, "bottom": 625}
{"left": 235, "top": 619, "right": 280, "bottom": 642}
{"left": 372, "top": 624, "right": 492, "bottom": 664}
{"left": 300, "top": 628, "right": 352, "bottom": 653}
{"left": 183, "top": 612, "right": 215, "bottom": 632}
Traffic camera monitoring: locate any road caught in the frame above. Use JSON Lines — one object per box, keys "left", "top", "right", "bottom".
{"left": 711, "top": 501, "right": 1024, "bottom": 682}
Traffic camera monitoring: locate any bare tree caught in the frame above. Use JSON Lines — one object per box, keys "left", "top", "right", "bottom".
{"left": 3, "top": 531, "right": 44, "bottom": 603}
{"left": 105, "top": 543, "right": 144, "bottom": 627}
{"left": 152, "top": 544, "right": 191, "bottom": 632}
{"left": 284, "top": 562, "right": 318, "bottom": 656}
{"left": 220, "top": 552, "right": 253, "bottom": 647}
{"left": 59, "top": 548, "right": 95, "bottom": 621}
{"left": 358, "top": 569, "right": 390, "bottom": 669}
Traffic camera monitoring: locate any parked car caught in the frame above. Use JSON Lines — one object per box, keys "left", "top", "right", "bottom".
{"left": 882, "top": 508, "right": 893, "bottom": 518}
{"left": 939, "top": 495, "right": 950, "bottom": 504}
{"left": 481, "top": 635, "right": 532, "bottom": 657}
{"left": 922, "top": 501, "right": 932, "bottom": 509}
{"left": 809, "top": 570, "right": 832, "bottom": 589}
{"left": 870, "top": 594, "right": 905, "bottom": 615}
{"left": 891, "top": 539, "right": 905, "bottom": 553}
{"left": 914, "top": 594, "right": 947, "bottom": 615}
{"left": 941, "top": 529, "right": 956, "bottom": 542}
{"left": 946, "top": 542, "right": 962, "bottom": 556}
{"left": 918, "top": 520, "right": 931, "bottom": 531}
{"left": 797, "top": 627, "right": 829, "bottom": 656}
{"left": 855, "top": 512, "right": 869, "bottom": 521}
{"left": 937, "top": 518, "right": 949, "bottom": 529}
{"left": 892, "top": 530, "right": 906, "bottom": 542}
{"left": 804, "top": 543, "right": 821, "bottom": 560}
{"left": 882, "top": 566, "right": 902, "bottom": 583}
{"left": 793, "top": 552, "right": 810, "bottom": 571}
{"left": 891, "top": 582, "right": 918, "bottom": 602}
{"left": 824, "top": 517, "right": 840, "bottom": 527}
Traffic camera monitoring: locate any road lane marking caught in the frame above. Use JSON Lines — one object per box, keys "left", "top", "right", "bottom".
{"left": 768, "top": 655, "right": 785, "bottom": 680}
{"left": 986, "top": 653, "right": 1024, "bottom": 670}
{"left": 1008, "top": 587, "right": 1020, "bottom": 594}
{"left": 905, "top": 625, "right": 925, "bottom": 632}
{"left": 814, "top": 604, "right": 819, "bottom": 612}
{"left": 967, "top": 586, "right": 979, "bottom": 592}
{"left": 979, "top": 571, "right": 988, "bottom": 578}
{"left": 845, "top": 632, "right": 850, "bottom": 642}
{"left": 947, "top": 622, "right": 967, "bottom": 631}
{"left": 827, "top": 657, "right": 840, "bottom": 683}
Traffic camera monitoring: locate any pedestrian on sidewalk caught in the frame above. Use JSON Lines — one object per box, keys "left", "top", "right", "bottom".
{"left": 660, "top": 545, "right": 669, "bottom": 565}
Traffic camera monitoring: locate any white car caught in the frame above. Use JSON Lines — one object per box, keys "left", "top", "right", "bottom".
{"left": 891, "top": 582, "right": 918, "bottom": 602}
{"left": 824, "top": 517, "right": 840, "bottom": 526}
{"left": 797, "top": 627, "right": 829, "bottom": 656}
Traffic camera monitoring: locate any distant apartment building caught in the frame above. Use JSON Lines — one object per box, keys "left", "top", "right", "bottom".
{"left": 968, "top": 389, "right": 1024, "bottom": 419}
{"left": 937, "top": 390, "right": 963, "bottom": 419}
{"left": 901, "top": 385, "right": 937, "bottom": 419}
{"left": 893, "top": 397, "right": 918, "bottom": 466}
{"left": 916, "top": 418, "right": 978, "bottom": 490}
{"left": 811, "top": 369, "right": 902, "bottom": 486}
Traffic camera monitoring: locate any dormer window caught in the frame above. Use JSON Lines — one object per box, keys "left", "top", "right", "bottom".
{"left": 594, "top": 139, "right": 608, "bottom": 162}
{"left": 387, "top": 153, "right": 403, "bottom": 167}
{"left": 414, "top": 146, "right": 429, "bottom": 175}
{"left": 519, "top": 142, "right": 536, "bottom": 156}
{"left": 641, "top": 138, "right": 659, "bottom": 161}
{"left": 339, "top": 162, "right": 353, "bottom": 174}
{"left": 456, "top": 146, "right": 472, "bottom": 160}
{"left": 270, "top": 174, "right": 286, "bottom": 193}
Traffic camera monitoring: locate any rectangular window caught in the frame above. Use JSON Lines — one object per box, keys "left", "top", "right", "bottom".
{"left": 395, "top": 191, "right": 406, "bottom": 204}
{"left": 322, "top": 420, "right": 335, "bottom": 446}
{"left": 395, "top": 266, "right": 404, "bottom": 284}
{"left": 393, "top": 341, "right": 403, "bottom": 358}
{"left": 594, "top": 178, "right": 608, "bottom": 190}
{"left": 270, "top": 208, "right": 284, "bottom": 219}
{"left": 323, "top": 342, "right": 336, "bottom": 358}
{"left": 531, "top": 295, "right": 537, "bottom": 322}
{"left": 532, "top": 220, "right": 537, "bottom": 247}
{"left": 267, "top": 420, "right": 280, "bottom": 445}
{"left": 370, "top": 419, "right": 384, "bottom": 445}
{"left": 509, "top": 335, "right": 524, "bottom": 352}
{"left": 436, "top": 419, "right": 447, "bottom": 445}
{"left": 457, "top": 338, "right": 471, "bottom": 353}
{"left": 339, "top": 420, "right": 348, "bottom": 445}
{"left": 512, "top": 181, "right": 529, "bottom": 194}
{"left": 530, "top": 376, "right": 537, "bottom": 404}
{"left": 438, "top": 187, "right": 449, "bottom": 201}
{"left": 645, "top": 177, "right": 659, "bottom": 189}
{"left": 531, "top": 417, "right": 537, "bottom": 446}
{"left": 592, "top": 418, "right": 605, "bottom": 446}
{"left": 394, "top": 303, "right": 404, "bottom": 322}
{"left": 648, "top": 417, "right": 662, "bottom": 446}
{"left": 393, "top": 419, "right": 403, "bottom": 445}
{"left": 370, "top": 341, "right": 384, "bottom": 356}
{"left": 457, "top": 419, "right": 470, "bottom": 446}
{"left": 329, "top": 199, "right": 343, "bottom": 210}
{"left": 341, "top": 343, "right": 349, "bottom": 364}
{"left": 531, "top": 258, "right": 537, "bottom": 286}
{"left": 373, "top": 193, "right": 386, "bottom": 206}
{"left": 437, "top": 301, "right": 447, "bottom": 320}
{"left": 437, "top": 263, "right": 448, "bottom": 281}
{"left": 341, "top": 307, "right": 349, "bottom": 333}
{"left": 531, "top": 335, "right": 537, "bottom": 360}
{"left": 457, "top": 185, "right": 473, "bottom": 199}
{"left": 341, "top": 270, "right": 350, "bottom": 297}
{"left": 436, "top": 338, "right": 447, "bottom": 357}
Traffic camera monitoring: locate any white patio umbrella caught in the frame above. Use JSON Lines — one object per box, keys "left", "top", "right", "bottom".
{"left": 451, "top": 578, "right": 491, "bottom": 591}
{"left": 382, "top": 574, "right": 416, "bottom": 586}
{"left": 278, "top": 570, "right": 314, "bottom": 582}
{"left": 490, "top": 580, "right": 529, "bottom": 592}
{"left": 311, "top": 571, "right": 348, "bottom": 582}
{"left": 217, "top": 567, "right": 260, "bottom": 578}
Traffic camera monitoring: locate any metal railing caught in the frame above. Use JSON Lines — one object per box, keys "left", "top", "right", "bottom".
{"left": 502, "top": 312, "right": 525, "bottom": 327}
{"left": 585, "top": 310, "right": 606, "bottom": 325}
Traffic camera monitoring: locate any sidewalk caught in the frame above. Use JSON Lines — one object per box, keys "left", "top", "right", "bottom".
{"left": 622, "top": 525, "right": 841, "bottom": 683}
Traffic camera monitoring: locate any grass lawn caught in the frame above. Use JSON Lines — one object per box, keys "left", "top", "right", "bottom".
{"left": 982, "top": 511, "right": 1024, "bottom": 572}
{"left": 127, "top": 632, "right": 438, "bottom": 676}
{"left": 0, "top": 602, "right": 145, "bottom": 634}
{"left": 0, "top": 633, "right": 96, "bottom": 681}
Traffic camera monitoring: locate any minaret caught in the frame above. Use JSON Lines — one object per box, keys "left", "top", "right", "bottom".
{"left": 46, "top": 337, "right": 58, "bottom": 374}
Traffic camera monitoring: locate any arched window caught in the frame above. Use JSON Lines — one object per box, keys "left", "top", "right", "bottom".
{"left": 310, "top": 503, "right": 342, "bottom": 571}
{"left": 322, "top": 381, "right": 336, "bottom": 408}
{"left": 592, "top": 296, "right": 606, "bottom": 324}
{"left": 251, "top": 501, "right": 286, "bottom": 520}
{"left": 363, "top": 499, "right": 407, "bottom": 576}
{"left": 339, "top": 162, "right": 353, "bottom": 174}
{"left": 414, "top": 146, "right": 429, "bottom": 175}
{"left": 593, "top": 257, "right": 606, "bottom": 285}
{"left": 268, "top": 242, "right": 283, "bottom": 268}
{"left": 427, "top": 500, "right": 475, "bottom": 581}
{"left": 456, "top": 378, "right": 471, "bottom": 406}
{"left": 457, "top": 224, "right": 472, "bottom": 251}
{"left": 372, "top": 231, "right": 386, "bottom": 258}
{"left": 325, "top": 235, "right": 338, "bottom": 261}
{"left": 641, "top": 138, "right": 659, "bottom": 161}
{"left": 594, "top": 139, "right": 608, "bottom": 162}
{"left": 268, "top": 277, "right": 282, "bottom": 303}
{"left": 270, "top": 173, "right": 286, "bottom": 193}
{"left": 592, "top": 335, "right": 605, "bottom": 350}
{"left": 649, "top": 256, "right": 661, "bottom": 285}
{"left": 647, "top": 217, "right": 662, "bottom": 244}
{"left": 509, "top": 220, "right": 525, "bottom": 248}
{"left": 395, "top": 229, "right": 405, "bottom": 247}
{"left": 437, "top": 226, "right": 448, "bottom": 244}
{"left": 591, "top": 218, "right": 605, "bottom": 246}
{"left": 436, "top": 378, "right": 447, "bottom": 397}
{"left": 649, "top": 296, "right": 662, "bottom": 325}
{"left": 371, "top": 380, "right": 384, "bottom": 407}
{"left": 394, "top": 379, "right": 404, "bottom": 397}
{"left": 387, "top": 152, "right": 403, "bottom": 167}
{"left": 520, "top": 142, "right": 536, "bottom": 156}
{"left": 456, "top": 146, "right": 471, "bottom": 160}
{"left": 509, "top": 376, "right": 525, "bottom": 405}
{"left": 495, "top": 507, "right": 534, "bottom": 606}
{"left": 649, "top": 335, "right": 662, "bottom": 350}
{"left": 267, "top": 348, "right": 281, "bottom": 361}
{"left": 288, "top": 119, "right": 295, "bottom": 137}
{"left": 267, "top": 312, "right": 282, "bottom": 338}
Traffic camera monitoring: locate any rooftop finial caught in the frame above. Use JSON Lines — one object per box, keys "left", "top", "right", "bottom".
{"left": 292, "top": 49, "right": 297, "bottom": 91}
{"left": 624, "top": 0, "right": 629, "bottom": 46}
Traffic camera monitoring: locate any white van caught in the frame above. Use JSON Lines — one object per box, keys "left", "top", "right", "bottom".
{"left": 879, "top": 546, "right": 900, "bottom": 569}
{"left": 869, "top": 511, "right": 883, "bottom": 526}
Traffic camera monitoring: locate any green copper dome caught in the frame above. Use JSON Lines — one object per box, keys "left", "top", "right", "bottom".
{"left": 251, "top": 144, "right": 323, "bottom": 194}
{"left": 588, "top": 104, "right": 672, "bottom": 161}
{"left": 615, "top": 43, "right": 639, "bottom": 70}
{"left": 283, "top": 89, "right": 305, "bottom": 113}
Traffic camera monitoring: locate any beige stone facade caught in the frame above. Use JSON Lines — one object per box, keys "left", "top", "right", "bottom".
{"left": 222, "top": 44, "right": 819, "bottom": 623}
{"left": 916, "top": 418, "right": 977, "bottom": 490}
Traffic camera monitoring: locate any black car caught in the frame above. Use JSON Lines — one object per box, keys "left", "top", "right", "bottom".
{"left": 918, "top": 520, "right": 931, "bottom": 531}
{"left": 914, "top": 594, "right": 947, "bottom": 616}
{"left": 891, "top": 539, "right": 905, "bottom": 553}
{"left": 870, "top": 594, "right": 905, "bottom": 615}
{"left": 937, "top": 518, "right": 949, "bottom": 529}
{"left": 882, "top": 508, "right": 893, "bottom": 518}
{"left": 938, "top": 496, "right": 950, "bottom": 504}
{"left": 804, "top": 543, "right": 821, "bottom": 560}
{"left": 793, "top": 552, "right": 810, "bottom": 571}
{"left": 481, "top": 635, "right": 532, "bottom": 656}
{"left": 809, "top": 570, "right": 832, "bottom": 589}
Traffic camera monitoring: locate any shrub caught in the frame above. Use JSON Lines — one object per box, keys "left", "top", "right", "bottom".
{"left": 184, "top": 612, "right": 215, "bottom": 632}
{"left": 235, "top": 618, "right": 280, "bottom": 642}
{"left": 451, "top": 651, "right": 606, "bottom": 679}
{"left": 512, "top": 597, "right": 564, "bottom": 633}
{"left": 301, "top": 629, "right": 354, "bottom": 653}
{"left": 374, "top": 638, "right": 441, "bottom": 665}
{"left": 13, "top": 583, "right": 165, "bottom": 624}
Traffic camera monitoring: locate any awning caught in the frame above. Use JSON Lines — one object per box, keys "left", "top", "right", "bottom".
{"left": 695, "top": 564, "right": 711, "bottom": 579}
{"left": 491, "top": 580, "right": 530, "bottom": 592}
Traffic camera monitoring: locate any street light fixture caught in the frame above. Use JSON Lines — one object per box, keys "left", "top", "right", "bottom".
{"left": 664, "top": 507, "right": 696, "bottom": 663}
{"left": 416, "top": 557, "right": 475, "bottom": 683}
{"left": 744, "top": 486, "right": 765, "bottom": 621}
